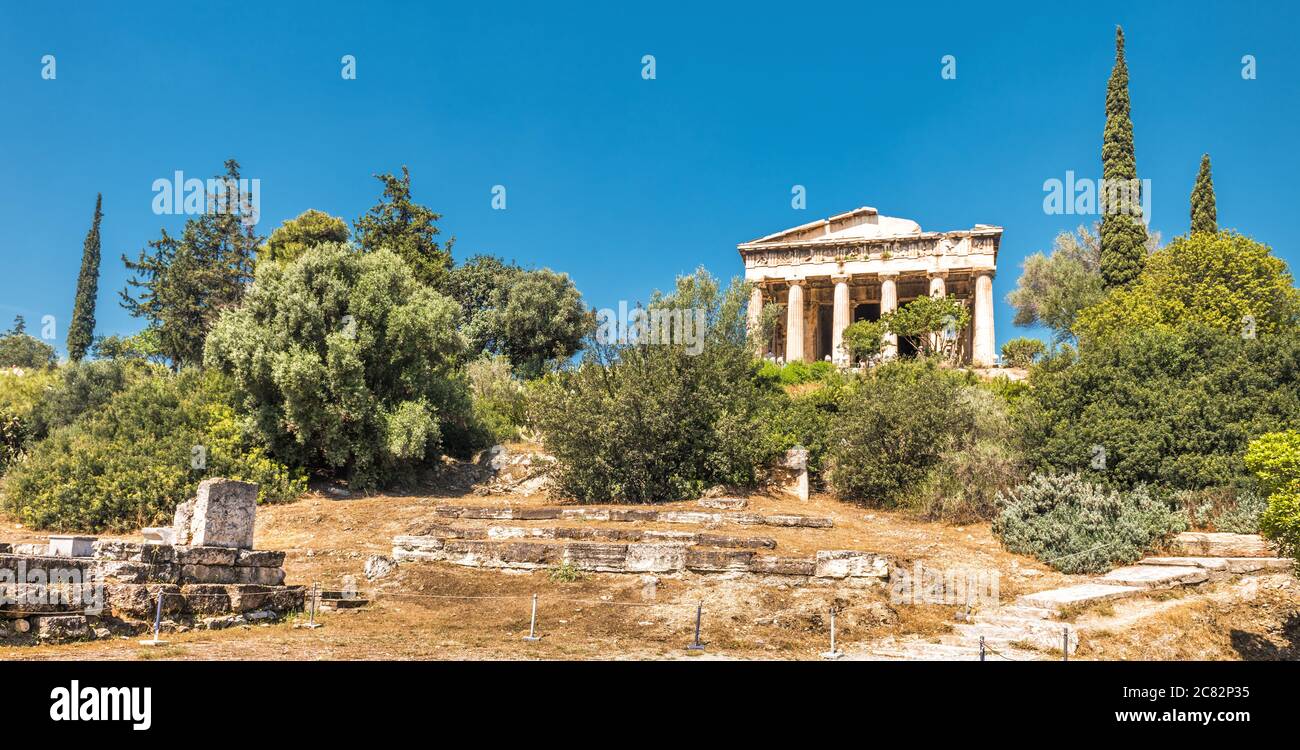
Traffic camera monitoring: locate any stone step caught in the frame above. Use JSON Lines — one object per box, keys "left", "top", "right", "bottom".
{"left": 952, "top": 621, "right": 1077, "bottom": 652}
{"left": 1139, "top": 556, "right": 1292, "bottom": 574}
{"left": 1097, "top": 564, "right": 1209, "bottom": 589}
{"left": 1169, "top": 532, "right": 1275, "bottom": 558}
{"left": 969, "top": 612, "right": 1061, "bottom": 628}
{"left": 1017, "top": 583, "right": 1144, "bottom": 610}
{"left": 432, "top": 505, "right": 834, "bottom": 529}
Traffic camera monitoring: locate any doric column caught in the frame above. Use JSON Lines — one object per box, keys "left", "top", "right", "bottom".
{"left": 929, "top": 271, "right": 947, "bottom": 298}
{"left": 879, "top": 273, "right": 898, "bottom": 359}
{"left": 785, "top": 280, "right": 805, "bottom": 363}
{"left": 831, "top": 275, "right": 851, "bottom": 365}
{"left": 747, "top": 282, "right": 765, "bottom": 356}
{"left": 973, "top": 271, "right": 996, "bottom": 366}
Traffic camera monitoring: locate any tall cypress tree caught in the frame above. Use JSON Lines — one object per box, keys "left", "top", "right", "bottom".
{"left": 1099, "top": 26, "right": 1148, "bottom": 288}
{"left": 1190, "top": 153, "right": 1217, "bottom": 234}
{"left": 67, "top": 193, "right": 103, "bottom": 362}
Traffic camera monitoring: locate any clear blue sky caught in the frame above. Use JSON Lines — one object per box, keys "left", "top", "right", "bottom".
{"left": 2, "top": 0, "right": 1297, "bottom": 355}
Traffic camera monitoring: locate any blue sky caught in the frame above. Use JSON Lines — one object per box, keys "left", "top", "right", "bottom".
{"left": 2, "top": 0, "right": 1297, "bottom": 355}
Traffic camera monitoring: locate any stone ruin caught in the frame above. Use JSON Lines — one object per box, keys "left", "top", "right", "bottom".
{"left": 0, "top": 478, "right": 303, "bottom": 645}
{"left": 392, "top": 503, "right": 890, "bottom": 586}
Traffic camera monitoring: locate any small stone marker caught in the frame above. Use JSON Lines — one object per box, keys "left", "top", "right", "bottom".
{"left": 47, "top": 535, "right": 97, "bottom": 558}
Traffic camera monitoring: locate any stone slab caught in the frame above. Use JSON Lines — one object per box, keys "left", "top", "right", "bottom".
{"left": 234, "top": 549, "right": 286, "bottom": 568}
{"left": 748, "top": 556, "right": 816, "bottom": 576}
{"left": 93, "top": 540, "right": 176, "bottom": 564}
{"left": 1170, "top": 532, "right": 1275, "bottom": 558}
{"left": 562, "top": 542, "right": 628, "bottom": 572}
{"left": 698, "top": 497, "right": 747, "bottom": 510}
{"left": 1137, "top": 556, "right": 1229, "bottom": 570}
{"left": 175, "top": 546, "right": 238, "bottom": 566}
{"left": 1017, "top": 583, "right": 1144, "bottom": 610}
{"left": 684, "top": 548, "right": 755, "bottom": 572}
{"left": 1099, "top": 564, "right": 1209, "bottom": 588}
{"left": 47, "top": 535, "right": 97, "bottom": 558}
{"left": 814, "top": 550, "right": 889, "bottom": 579}
{"left": 764, "top": 514, "right": 833, "bottom": 528}
{"left": 625, "top": 543, "right": 687, "bottom": 573}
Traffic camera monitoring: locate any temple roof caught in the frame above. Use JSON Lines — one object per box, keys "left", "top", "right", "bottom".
{"left": 738, "top": 206, "right": 1001, "bottom": 250}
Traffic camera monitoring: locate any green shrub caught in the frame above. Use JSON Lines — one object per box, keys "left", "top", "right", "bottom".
{"left": 532, "top": 270, "right": 781, "bottom": 503}
{"left": 1245, "top": 431, "right": 1300, "bottom": 564}
{"left": 204, "top": 243, "right": 484, "bottom": 490}
{"left": 909, "top": 387, "right": 1025, "bottom": 522}
{"left": 466, "top": 355, "right": 528, "bottom": 443}
{"left": 758, "top": 359, "right": 837, "bottom": 386}
{"left": 992, "top": 473, "right": 1187, "bottom": 574}
{"left": 827, "top": 359, "right": 974, "bottom": 504}
{"left": 1174, "top": 486, "right": 1267, "bottom": 534}
{"left": 32, "top": 358, "right": 155, "bottom": 438}
{"left": 842, "top": 320, "right": 885, "bottom": 364}
{"left": 1000, "top": 337, "right": 1046, "bottom": 367}
{"left": 3, "top": 370, "right": 304, "bottom": 532}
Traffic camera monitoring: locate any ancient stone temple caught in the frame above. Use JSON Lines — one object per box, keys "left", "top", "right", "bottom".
{"left": 740, "top": 207, "right": 1002, "bottom": 366}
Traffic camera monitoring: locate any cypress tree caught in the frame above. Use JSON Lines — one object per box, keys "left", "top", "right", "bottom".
{"left": 1099, "top": 26, "right": 1148, "bottom": 288}
{"left": 1190, "top": 153, "right": 1217, "bottom": 234}
{"left": 67, "top": 193, "right": 103, "bottom": 361}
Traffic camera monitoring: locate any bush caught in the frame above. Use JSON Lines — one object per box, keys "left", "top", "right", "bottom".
{"left": 909, "top": 386, "right": 1025, "bottom": 522}
{"left": 0, "top": 369, "right": 59, "bottom": 473}
{"left": 992, "top": 473, "right": 1187, "bottom": 574}
{"left": 32, "top": 358, "right": 154, "bottom": 438}
{"left": 827, "top": 359, "right": 974, "bottom": 504}
{"left": 1174, "top": 486, "right": 1267, "bottom": 534}
{"left": 757, "top": 359, "right": 836, "bottom": 386}
{"left": 1018, "top": 323, "right": 1300, "bottom": 491}
{"left": 204, "top": 243, "right": 484, "bottom": 490}
{"left": 532, "top": 270, "right": 781, "bottom": 503}
{"left": 1001, "top": 337, "right": 1046, "bottom": 367}
{"left": 1245, "top": 431, "right": 1300, "bottom": 564}
{"left": 466, "top": 355, "right": 528, "bottom": 443}
{"left": 841, "top": 320, "right": 885, "bottom": 364}
{"left": 3, "top": 370, "right": 304, "bottom": 532}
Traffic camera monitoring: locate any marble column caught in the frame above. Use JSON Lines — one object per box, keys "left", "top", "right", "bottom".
{"left": 880, "top": 273, "right": 898, "bottom": 359}
{"left": 929, "top": 271, "right": 947, "bottom": 298}
{"left": 831, "top": 275, "right": 851, "bottom": 365}
{"left": 785, "top": 280, "right": 805, "bottom": 363}
{"left": 973, "top": 271, "right": 996, "bottom": 366}
{"left": 747, "top": 283, "right": 765, "bottom": 356}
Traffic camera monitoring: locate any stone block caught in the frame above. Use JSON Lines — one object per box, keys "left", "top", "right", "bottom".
{"left": 625, "top": 543, "right": 687, "bottom": 573}
{"left": 515, "top": 507, "right": 562, "bottom": 520}
{"left": 93, "top": 540, "right": 176, "bottom": 564}
{"left": 35, "top": 615, "right": 90, "bottom": 642}
{"left": 561, "top": 508, "right": 611, "bottom": 521}
{"left": 393, "top": 535, "right": 444, "bottom": 552}
{"left": 1017, "top": 583, "right": 1143, "bottom": 611}
{"left": 1099, "top": 564, "right": 1209, "bottom": 588}
{"left": 189, "top": 478, "right": 258, "bottom": 549}
{"left": 180, "top": 564, "right": 240, "bottom": 584}
{"left": 48, "top": 535, "right": 98, "bottom": 558}
{"left": 553, "top": 527, "right": 597, "bottom": 540}
{"left": 173, "top": 500, "right": 195, "bottom": 545}
{"left": 641, "top": 530, "right": 698, "bottom": 543}
{"left": 696, "top": 533, "right": 776, "bottom": 550}
{"left": 497, "top": 541, "right": 561, "bottom": 566}
{"left": 236, "top": 566, "right": 285, "bottom": 586}
{"left": 748, "top": 556, "right": 816, "bottom": 576}
{"left": 14, "top": 543, "right": 48, "bottom": 556}
{"left": 699, "top": 497, "right": 747, "bottom": 510}
{"left": 814, "top": 550, "right": 889, "bottom": 579}
{"left": 764, "top": 514, "right": 833, "bottom": 528}
{"left": 728, "top": 513, "right": 766, "bottom": 525}
{"left": 96, "top": 560, "right": 179, "bottom": 584}
{"left": 234, "top": 549, "right": 286, "bottom": 568}
{"left": 105, "top": 584, "right": 184, "bottom": 619}
{"left": 227, "top": 585, "right": 304, "bottom": 614}
{"left": 609, "top": 509, "right": 658, "bottom": 522}
{"left": 142, "top": 527, "right": 178, "bottom": 545}
{"left": 176, "top": 546, "right": 238, "bottom": 566}
{"left": 459, "top": 506, "right": 515, "bottom": 520}
{"left": 563, "top": 542, "right": 628, "bottom": 572}
{"left": 684, "top": 548, "right": 755, "bottom": 572}
{"left": 180, "top": 584, "right": 232, "bottom": 615}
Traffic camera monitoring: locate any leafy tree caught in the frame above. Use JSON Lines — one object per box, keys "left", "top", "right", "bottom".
{"left": 1190, "top": 153, "right": 1217, "bottom": 234}
{"left": 497, "top": 269, "right": 589, "bottom": 378}
{"left": 1074, "top": 231, "right": 1299, "bottom": 343}
{"left": 91, "top": 328, "right": 165, "bottom": 363}
{"left": 121, "top": 159, "right": 260, "bottom": 368}
{"left": 204, "top": 243, "right": 479, "bottom": 489}
{"left": 67, "top": 194, "right": 103, "bottom": 362}
{"left": 0, "top": 316, "right": 56, "bottom": 369}
{"left": 1007, "top": 225, "right": 1106, "bottom": 342}
{"left": 841, "top": 319, "right": 885, "bottom": 364}
{"left": 882, "top": 294, "right": 970, "bottom": 359}
{"left": 354, "top": 166, "right": 453, "bottom": 290}
{"left": 1001, "top": 337, "right": 1046, "bottom": 367}
{"left": 259, "top": 209, "right": 349, "bottom": 266}
{"left": 1099, "top": 26, "right": 1148, "bottom": 288}
{"left": 447, "top": 254, "right": 524, "bottom": 354}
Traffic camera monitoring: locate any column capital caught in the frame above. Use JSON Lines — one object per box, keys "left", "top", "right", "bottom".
{"left": 830, "top": 273, "right": 850, "bottom": 284}
{"left": 928, "top": 270, "right": 949, "bottom": 279}
{"left": 786, "top": 275, "right": 806, "bottom": 286}
{"left": 878, "top": 271, "right": 899, "bottom": 281}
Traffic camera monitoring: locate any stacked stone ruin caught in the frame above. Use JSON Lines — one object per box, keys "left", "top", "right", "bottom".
{"left": 0, "top": 478, "right": 303, "bottom": 644}
{"left": 392, "top": 503, "right": 891, "bottom": 584}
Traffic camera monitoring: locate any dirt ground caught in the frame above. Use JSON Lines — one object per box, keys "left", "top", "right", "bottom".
{"left": 2, "top": 481, "right": 1296, "bottom": 661}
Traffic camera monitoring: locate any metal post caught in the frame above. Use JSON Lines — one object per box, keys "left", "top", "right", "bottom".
{"left": 139, "top": 589, "right": 167, "bottom": 646}
{"left": 1062, "top": 627, "right": 1069, "bottom": 661}
{"left": 298, "top": 581, "right": 323, "bottom": 629}
{"left": 979, "top": 636, "right": 985, "bottom": 662}
{"left": 687, "top": 602, "right": 704, "bottom": 651}
{"left": 523, "top": 593, "right": 541, "bottom": 642}
{"left": 821, "top": 607, "right": 843, "bottom": 660}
